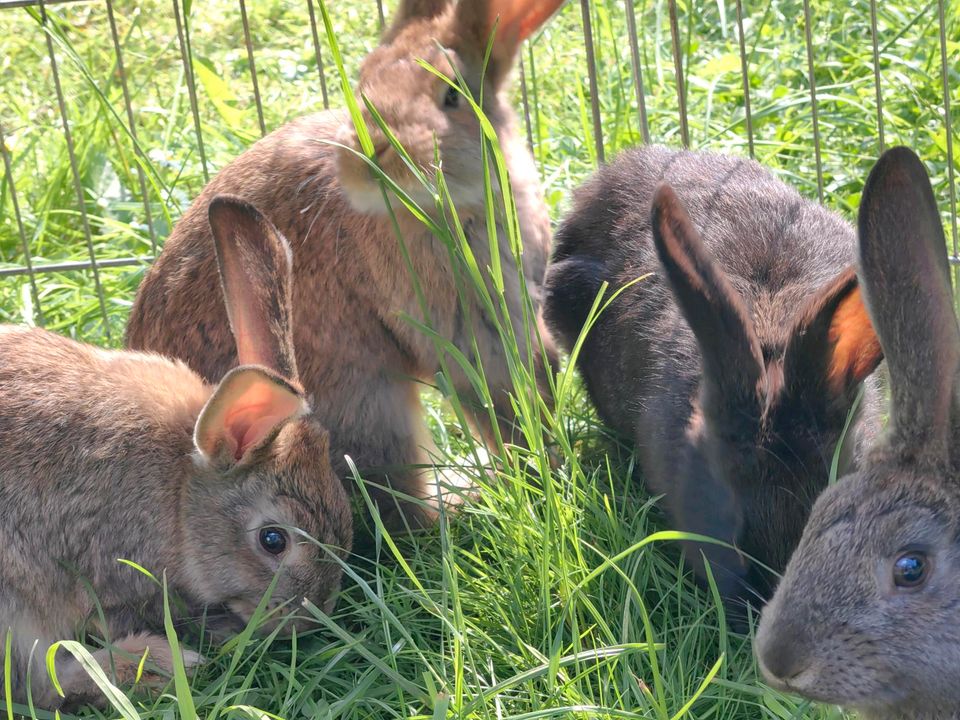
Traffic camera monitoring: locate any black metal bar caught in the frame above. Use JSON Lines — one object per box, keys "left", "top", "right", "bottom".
{"left": 172, "top": 0, "right": 209, "bottom": 182}
{"left": 668, "top": 0, "right": 689, "bottom": 148}
{"left": 105, "top": 0, "right": 157, "bottom": 256}
{"left": 239, "top": 0, "right": 267, "bottom": 136}
{"left": 519, "top": 54, "right": 534, "bottom": 153}
{"left": 937, "top": 0, "right": 958, "bottom": 254}
{"left": 802, "top": 0, "right": 824, "bottom": 202}
{"left": 735, "top": 0, "right": 754, "bottom": 158}
{"left": 0, "top": 123, "right": 44, "bottom": 323}
{"left": 624, "top": 0, "right": 650, "bottom": 144}
{"left": 306, "top": 0, "right": 330, "bottom": 109}
{"left": 39, "top": 0, "right": 111, "bottom": 336}
{"left": 869, "top": 0, "right": 885, "bottom": 153}
{"left": 0, "top": 257, "right": 150, "bottom": 278}
{"left": 579, "top": 0, "right": 604, "bottom": 163}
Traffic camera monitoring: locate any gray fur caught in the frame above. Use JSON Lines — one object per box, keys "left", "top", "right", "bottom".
{"left": 756, "top": 147, "right": 960, "bottom": 719}
{"left": 544, "top": 146, "right": 883, "bottom": 625}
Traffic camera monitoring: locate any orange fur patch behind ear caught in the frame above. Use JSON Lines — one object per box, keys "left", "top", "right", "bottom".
{"left": 827, "top": 286, "right": 883, "bottom": 395}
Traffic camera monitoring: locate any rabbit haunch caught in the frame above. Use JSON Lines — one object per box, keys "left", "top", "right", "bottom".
{"left": 756, "top": 147, "right": 960, "bottom": 720}
{"left": 544, "top": 146, "right": 883, "bottom": 624}
{"left": 0, "top": 197, "right": 350, "bottom": 710}
{"left": 125, "top": 0, "right": 563, "bottom": 528}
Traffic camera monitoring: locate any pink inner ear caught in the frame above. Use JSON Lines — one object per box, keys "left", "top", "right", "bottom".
{"left": 222, "top": 383, "right": 302, "bottom": 461}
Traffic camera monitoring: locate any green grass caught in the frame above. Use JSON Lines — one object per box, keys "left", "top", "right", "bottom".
{"left": 1, "top": 0, "right": 959, "bottom": 718}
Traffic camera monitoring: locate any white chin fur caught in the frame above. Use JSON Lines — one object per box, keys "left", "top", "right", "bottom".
{"left": 341, "top": 176, "right": 486, "bottom": 217}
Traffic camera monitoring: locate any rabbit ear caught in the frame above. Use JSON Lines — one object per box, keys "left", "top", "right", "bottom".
{"left": 455, "top": 0, "right": 566, "bottom": 88}
{"left": 384, "top": 0, "right": 451, "bottom": 40}
{"left": 782, "top": 267, "right": 882, "bottom": 403}
{"left": 208, "top": 196, "right": 298, "bottom": 382}
{"left": 859, "top": 146, "right": 959, "bottom": 458}
{"left": 651, "top": 184, "right": 765, "bottom": 409}
{"left": 195, "top": 367, "right": 307, "bottom": 468}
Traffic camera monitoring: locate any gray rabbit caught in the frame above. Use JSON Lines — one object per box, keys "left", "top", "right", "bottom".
{"left": 756, "top": 147, "right": 960, "bottom": 719}
{"left": 0, "top": 197, "right": 351, "bottom": 709}
{"left": 544, "top": 146, "right": 884, "bottom": 626}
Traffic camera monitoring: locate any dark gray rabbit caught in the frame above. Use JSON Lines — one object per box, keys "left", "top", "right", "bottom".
{"left": 756, "top": 148, "right": 960, "bottom": 719}
{"left": 544, "top": 146, "right": 884, "bottom": 624}
{"left": 0, "top": 197, "right": 351, "bottom": 710}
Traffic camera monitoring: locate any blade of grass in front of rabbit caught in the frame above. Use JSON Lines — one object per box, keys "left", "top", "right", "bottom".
{"left": 300, "top": 598, "right": 429, "bottom": 705}
{"left": 350, "top": 85, "right": 480, "bottom": 435}
{"left": 437, "top": 44, "right": 552, "bottom": 401}
{"left": 318, "top": 0, "right": 490, "bottom": 522}
{"left": 357, "top": 97, "right": 490, "bottom": 476}
{"left": 337, "top": 461, "right": 459, "bottom": 709}
{"left": 213, "top": 570, "right": 281, "bottom": 704}
{"left": 161, "top": 572, "right": 197, "bottom": 720}
{"left": 346, "top": 458, "right": 432, "bottom": 598}
{"left": 700, "top": 557, "right": 730, "bottom": 664}
{"left": 670, "top": 654, "right": 724, "bottom": 720}
{"left": 829, "top": 383, "right": 865, "bottom": 484}
{"left": 3, "top": 629, "right": 12, "bottom": 720}
{"left": 44, "top": 640, "right": 140, "bottom": 719}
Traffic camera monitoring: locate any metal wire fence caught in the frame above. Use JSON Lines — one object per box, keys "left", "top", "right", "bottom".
{"left": 0, "top": 0, "right": 958, "bottom": 339}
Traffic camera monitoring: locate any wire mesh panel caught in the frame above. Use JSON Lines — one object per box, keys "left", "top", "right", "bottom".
{"left": 1, "top": 0, "right": 958, "bottom": 343}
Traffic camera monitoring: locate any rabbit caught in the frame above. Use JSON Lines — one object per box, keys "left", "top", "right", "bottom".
{"left": 0, "top": 196, "right": 352, "bottom": 710}
{"left": 755, "top": 147, "right": 960, "bottom": 719}
{"left": 124, "top": 0, "right": 564, "bottom": 530}
{"left": 543, "top": 145, "right": 885, "bottom": 627}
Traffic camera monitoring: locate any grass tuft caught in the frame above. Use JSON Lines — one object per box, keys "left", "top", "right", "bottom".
{"left": 2, "top": 0, "right": 959, "bottom": 718}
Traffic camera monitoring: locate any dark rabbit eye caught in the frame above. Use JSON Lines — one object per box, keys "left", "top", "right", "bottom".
{"left": 893, "top": 551, "right": 928, "bottom": 588}
{"left": 443, "top": 84, "right": 460, "bottom": 109}
{"left": 259, "top": 527, "right": 288, "bottom": 555}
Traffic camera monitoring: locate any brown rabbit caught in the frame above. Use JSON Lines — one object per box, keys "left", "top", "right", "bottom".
{"left": 544, "top": 146, "right": 885, "bottom": 628}
{"left": 756, "top": 148, "right": 960, "bottom": 719}
{"left": 0, "top": 197, "right": 351, "bottom": 710}
{"left": 125, "top": 0, "right": 564, "bottom": 528}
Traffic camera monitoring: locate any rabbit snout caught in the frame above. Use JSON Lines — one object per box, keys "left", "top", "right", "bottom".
{"left": 754, "top": 610, "right": 817, "bottom": 692}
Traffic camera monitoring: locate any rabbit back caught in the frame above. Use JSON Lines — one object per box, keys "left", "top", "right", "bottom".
{"left": 548, "top": 145, "right": 864, "bottom": 436}
{"left": 0, "top": 327, "right": 202, "bottom": 588}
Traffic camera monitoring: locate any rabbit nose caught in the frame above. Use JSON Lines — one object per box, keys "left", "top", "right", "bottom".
{"left": 755, "top": 622, "right": 813, "bottom": 685}
{"left": 759, "top": 640, "right": 810, "bottom": 682}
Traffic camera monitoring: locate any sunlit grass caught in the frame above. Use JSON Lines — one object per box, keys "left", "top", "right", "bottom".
{"left": 1, "top": 0, "right": 958, "bottom": 718}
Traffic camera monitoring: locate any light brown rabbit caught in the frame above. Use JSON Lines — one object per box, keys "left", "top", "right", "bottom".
{"left": 0, "top": 197, "right": 351, "bottom": 710}
{"left": 125, "top": 0, "right": 564, "bottom": 528}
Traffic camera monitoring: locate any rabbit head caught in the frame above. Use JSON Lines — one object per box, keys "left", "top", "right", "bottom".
{"left": 755, "top": 148, "right": 960, "bottom": 719}
{"left": 335, "top": 0, "right": 564, "bottom": 214}
{"left": 650, "top": 185, "right": 883, "bottom": 614}
{"left": 180, "top": 197, "right": 353, "bottom": 634}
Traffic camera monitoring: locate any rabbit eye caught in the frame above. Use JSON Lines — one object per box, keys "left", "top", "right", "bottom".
{"left": 442, "top": 85, "right": 460, "bottom": 109}
{"left": 893, "top": 551, "right": 928, "bottom": 588}
{"left": 259, "top": 527, "right": 288, "bottom": 555}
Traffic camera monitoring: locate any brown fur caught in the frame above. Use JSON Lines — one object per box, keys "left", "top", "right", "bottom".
{"left": 0, "top": 198, "right": 350, "bottom": 709}
{"left": 756, "top": 148, "right": 960, "bottom": 719}
{"left": 125, "top": 0, "right": 563, "bottom": 527}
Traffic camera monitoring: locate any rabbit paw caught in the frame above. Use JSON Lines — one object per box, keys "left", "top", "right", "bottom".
{"left": 53, "top": 633, "right": 204, "bottom": 711}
